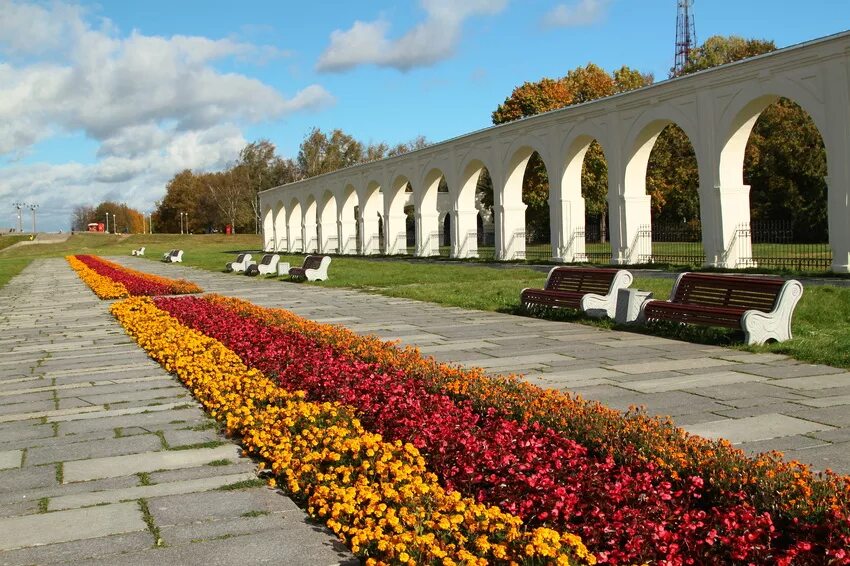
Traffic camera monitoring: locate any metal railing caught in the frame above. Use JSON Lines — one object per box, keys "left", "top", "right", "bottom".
{"left": 649, "top": 221, "right": 704, "bottom": 266}
{"left": 736, "top": 220, "right": 831, "bottom": 270}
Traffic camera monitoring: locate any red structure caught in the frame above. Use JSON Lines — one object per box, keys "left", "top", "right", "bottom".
{"left": 87, "top": 223, "right": 105, "bottom": 232}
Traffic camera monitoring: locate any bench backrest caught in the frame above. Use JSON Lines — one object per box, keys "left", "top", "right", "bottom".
{"left": 303, "top": 255, "right": 324, "bottom": 270}
{"left": 235, "top": 253, "right": 246, "bottom": 263}
{"left": 672, "top": 273, "right": 785, "bottom": 311}
{"left": 545, "top": 267, "right": 622, "bottom": 294}
{"left": 259, "top": 254, "right": 274, "bottom": 265}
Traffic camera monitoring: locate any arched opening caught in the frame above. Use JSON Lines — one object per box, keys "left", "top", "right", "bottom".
{"left": 743, "top": 98, "right": 829, "bottom": 270}
{"left": 503, "top": 145, "right": 550, "bottom": 260}
{"left": 286, "top": 199, "right": 303, "bottom": 252}
{"left": 523, "top": 151, "right": 551, "bottom": 260}
{"left": 436, "top": 177, "right": 450, "bottom": 256}
{"left": 405, "top": 204, "right": 416, "bottom": 253}
{"left": 563, "top": 135, "right": 608, "bottom": 264}
{"left": 318, "top": 191, "right": 339, "bottom": 254}
{"left": 262, "top": 206, "right": 274, "bottom": 251}
{"left": 457, "top": 159, "right": 494, "bottom": 259}
{"left": 646, "top": 123, "right": 702, "bottom": 266}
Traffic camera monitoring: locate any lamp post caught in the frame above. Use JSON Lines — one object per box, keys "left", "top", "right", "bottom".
{"left": 28, "top": 203, "right": 38, "bottom": 233}
{"left": 12, "top": 202, "right": 25, "bottom": 233}
{"left": 105, "top": 212, "right": 110, "bottom": 233}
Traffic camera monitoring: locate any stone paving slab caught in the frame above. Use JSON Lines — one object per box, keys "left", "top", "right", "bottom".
{"left": 683, "top": 413, "right": 834, "bottom": 444}
{"left": 49, "top": 472, "right": 256, "bottom": 511}
{"left": 62, "top": 444, "right": 240, "bottom": 483}
{"left": 0, "top": 502, "right": 147, "bottom": 551}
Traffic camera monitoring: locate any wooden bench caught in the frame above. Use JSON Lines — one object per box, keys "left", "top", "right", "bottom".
{"left": 520, "top": 267, "right": 634, "bottom": 319}
{"left": 288, "top": 255, "right": 331, "bottom": 281}
{"left": 641, "top": 272, "right": 803, "bottom": 345}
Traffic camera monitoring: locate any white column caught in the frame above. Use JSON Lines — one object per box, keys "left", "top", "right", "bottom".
{"left": 700, "top": 184, "right": 753, "bottom": 268}
{"left": 337, "top": 219, "right": 357, "bottom": 255}
{"left": 288, "top": 225, "right": 302, "bottom": 252}
{"left": 415, "top": 211, "right": 439, "bottom": 256}
{"left": 302, "top": 218, "right": 318, "bottom": 253}
{"left": 452, "top": 209, "right": 478, "bottom": 258}
{"left": 359, "top": 214, "right": 380, "bottom": 255}
{"left": 549, "top": 197, "right": 587, "bottom": 263}
{"left": 823, "top": 60, "right": 850, "bottom": 273}
{"left": 609, "top": 194, "right": 651, "bottom": 265}
{"left": 383, "top": 211, "right": 407, "bottom": 255}
{"left": 494, "top": 204, "right": 527, "bottom": 260}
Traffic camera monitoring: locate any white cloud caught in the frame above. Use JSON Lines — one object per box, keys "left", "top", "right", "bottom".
{"left": 316, "top": 0, "right": 508, "bottom": 72}
{"left": 543, "top": 0, "right": 610, "bottom": 28}
{"left": 2, "top": 125, "right": 248, "bottom": 231}
{"left": 0, "top": 0, "right": 335, "bottom": 231}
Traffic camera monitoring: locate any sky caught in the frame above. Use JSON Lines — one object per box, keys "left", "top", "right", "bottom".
{"left": 1, "top": 0, "right": 848, "bottom": 232}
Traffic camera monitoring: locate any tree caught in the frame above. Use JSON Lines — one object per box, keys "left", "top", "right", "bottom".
{"left": 297, "top": 128, "right": 365, "bottom": 178}
{"left": 676, "top": 35, "right": 776, "bottom": 76}
{"left": 155, "top": 170, "right": 209, "bottom": 233}
{"left": 388, "top": 135, "right": 430, "bottom": 157}
{"left": 492, "top": 64, "right": 652, "bottom": 242}
{"left": 87, "top": 201, "right": 144, "bottom": 233}
{"left": 237, "top": 139, "right": 300, "bottom": 233}
{"left": 70, "top": 205, "right": 95, "bottom": 231}
{"left": 205, "top": 169, "right": 254, "bottom": 234}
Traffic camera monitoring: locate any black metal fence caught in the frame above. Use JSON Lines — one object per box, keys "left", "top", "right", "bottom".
{"left": 737, "top": 220, "right": 831, "bottom": 270}
{"left": 650, "top": 221, "right": 705, "bottom": 266}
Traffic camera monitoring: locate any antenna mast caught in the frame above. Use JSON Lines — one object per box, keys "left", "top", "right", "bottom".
{"left": 674, "top": 0, "right": 696, "bottom": 75}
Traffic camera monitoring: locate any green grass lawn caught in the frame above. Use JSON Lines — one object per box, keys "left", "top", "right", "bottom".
{"left": 4, "top": 232, "right": 850, "bottom": 368}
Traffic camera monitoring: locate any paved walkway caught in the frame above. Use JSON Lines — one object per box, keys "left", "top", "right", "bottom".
{"left": 2, "top": 258, "right": 849, "bottom": 562}
{"left": 0, "top": 260, "right": 354, "bottom": 564}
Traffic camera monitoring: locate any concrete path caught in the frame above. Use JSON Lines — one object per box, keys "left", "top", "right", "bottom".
{"left": 117, "top": 255, "right": 850, "bottom": 475}
{"left": 0, "top": 260, "right": 354, "bottom": 564}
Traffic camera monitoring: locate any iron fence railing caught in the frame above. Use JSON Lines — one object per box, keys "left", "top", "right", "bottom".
{"left": 736, "top": 220, "right": 831, "bottom": 270}
{"left": 650, "top": 221, "right": 705, "bottom": 266}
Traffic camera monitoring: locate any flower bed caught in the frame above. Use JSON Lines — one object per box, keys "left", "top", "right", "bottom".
{"left": 69, "top": 255, "right": 202, "bottom": 297}
{"left": 67, "top": 255, "right": 129, "bottom": 299}
{"left": 155, "top": 294, "right": 850, "bottom": 565}
{"left": 111, "top": 296, "right": 593, "bottom": 565}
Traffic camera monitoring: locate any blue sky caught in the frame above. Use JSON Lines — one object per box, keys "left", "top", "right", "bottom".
{"left": 1, "top": 0, "right": 848, "bottom": 231}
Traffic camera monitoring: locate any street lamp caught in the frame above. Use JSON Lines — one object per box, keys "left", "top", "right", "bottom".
{"left": 12, "top": 202, "right": 26, "bottom": 233}
{"left": 179, "top": 212, "right": 189, "bottom": 235}
{"left": 28, "top": 203, "right": 38, "bottom": 233}
{"left": 105, "top": 212, "right": 110, "bottom": 233}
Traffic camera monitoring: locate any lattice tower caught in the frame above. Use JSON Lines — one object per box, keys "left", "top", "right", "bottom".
{"left": 674, "top": 0, "right": 696, "bottom": 75}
